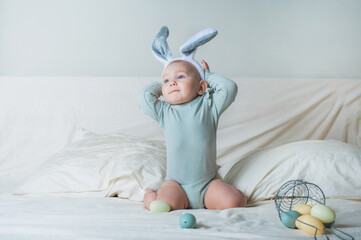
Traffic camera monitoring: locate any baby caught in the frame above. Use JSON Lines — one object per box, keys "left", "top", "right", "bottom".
{"left": 138, "top": 27, "right": 247, "bottom": 210}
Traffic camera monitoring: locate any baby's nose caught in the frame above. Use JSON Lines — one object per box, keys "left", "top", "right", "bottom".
{"left": 170, "top": 81, "right": 177, "bottom": 86}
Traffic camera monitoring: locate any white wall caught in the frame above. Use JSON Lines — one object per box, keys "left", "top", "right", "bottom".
{"left": 0, "top": 0, "right": 360, "bottom": 78}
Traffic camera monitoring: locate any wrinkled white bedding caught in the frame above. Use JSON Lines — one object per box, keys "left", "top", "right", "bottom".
{"left": 1, "top": 188, "right": 360, "bottom": 240}
{"left": 13, "top": 135, "right": 361, "bottom": 206}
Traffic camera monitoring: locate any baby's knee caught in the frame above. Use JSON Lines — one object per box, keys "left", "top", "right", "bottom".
{"left": 157, "top": 181, "right": 189, "bottom": 210}
{"left": 167, "top": 198, "right": 188, "bottom": 210}
{"left": 224, "top": 192, "right": 247, "bottom": 209}
{"left": 238, "top": 190, "right": 247, "bottom": 207}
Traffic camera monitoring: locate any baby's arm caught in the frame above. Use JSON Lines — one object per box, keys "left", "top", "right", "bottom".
{"left": 202, "top": 60, "right": 238, "bottom": 116}
{"left": 138, "top": 82, "right": 164, "bottom": 122}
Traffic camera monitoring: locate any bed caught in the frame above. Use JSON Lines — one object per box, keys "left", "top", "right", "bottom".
{"left": 0, "top": 76, "right": 360, "bottom": 239}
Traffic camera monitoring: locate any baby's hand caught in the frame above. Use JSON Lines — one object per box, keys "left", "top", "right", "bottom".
{"left": 202, "top": 59, "right": 210, "bottom": 71}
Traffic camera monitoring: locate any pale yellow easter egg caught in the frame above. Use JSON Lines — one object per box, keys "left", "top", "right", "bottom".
{"left": 292, "top": 204, "right": 312, "bottom": 215}
{"left": 296, "top": 215, "right": 325, "bottom": 236}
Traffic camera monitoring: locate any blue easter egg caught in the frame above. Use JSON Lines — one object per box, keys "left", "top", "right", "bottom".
{"left": 179, "top": 213, "right": 196, "bottom": 228}
{"left": 281, "top": 210, "right": 301, "bottom": 229}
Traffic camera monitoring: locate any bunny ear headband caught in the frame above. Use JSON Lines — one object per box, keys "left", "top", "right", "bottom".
{"left": 152, "top": 26, "right": 218, "bottom": 80}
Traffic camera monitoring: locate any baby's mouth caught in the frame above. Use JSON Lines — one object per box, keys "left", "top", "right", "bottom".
{"left": 169, "top": 90, "right": 180, "bottom": 94}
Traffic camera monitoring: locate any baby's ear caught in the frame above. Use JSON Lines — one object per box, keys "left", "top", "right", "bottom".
{"left": 197, "top": 80, "right": 208, "bottom": 95}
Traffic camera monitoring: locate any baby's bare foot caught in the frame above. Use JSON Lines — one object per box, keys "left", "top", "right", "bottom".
{"left": 144, "top": 189, "right": 157, "bottom": 210}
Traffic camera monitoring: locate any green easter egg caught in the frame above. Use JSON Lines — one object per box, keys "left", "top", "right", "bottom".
{"left": 311, "top": 203, "right": 336, "bottom": 224}
{"left": 150, "top": 200, "right": 171, "bottom": 213}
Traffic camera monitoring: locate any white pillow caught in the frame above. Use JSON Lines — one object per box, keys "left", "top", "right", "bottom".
{"left": 15, "top": 132, "right": 167, "bottom": 201}
{"left": 223, "top": 140, "right": 361, "bottom": 203}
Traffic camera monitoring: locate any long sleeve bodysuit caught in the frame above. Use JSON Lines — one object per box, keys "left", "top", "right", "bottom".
{"left": 138, "top": 70, "right": 238, "bottom": 208}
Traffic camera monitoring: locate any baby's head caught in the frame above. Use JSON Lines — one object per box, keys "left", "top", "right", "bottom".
{"left": 151, "top": 26, "right": 218, "bottom": 104}
{"left": 162, "top": 60, "right": 207, "bottom": 105}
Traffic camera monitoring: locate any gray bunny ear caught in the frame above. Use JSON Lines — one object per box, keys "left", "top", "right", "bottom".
{"left": 180, "top": 28, "right": 218, "bottom": 57}
{"left": 151, "top": 26, "right": 173, "bottom": 64}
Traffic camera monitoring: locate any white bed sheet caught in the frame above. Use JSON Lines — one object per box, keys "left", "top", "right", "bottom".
{"left": 1, "top": 186, "right": 360, "bottom": 240}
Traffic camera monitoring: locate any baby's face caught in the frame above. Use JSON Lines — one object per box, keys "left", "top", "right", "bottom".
{"left": 162, "top": 61, "right": 204, "bottom": 105}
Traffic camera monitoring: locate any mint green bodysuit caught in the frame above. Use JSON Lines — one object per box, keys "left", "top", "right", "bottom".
{"left": 138, "top": 70, "right": 238, "bottom": 208}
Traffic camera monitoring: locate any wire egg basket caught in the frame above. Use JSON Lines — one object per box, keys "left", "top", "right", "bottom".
{"left": 275, "top": 179, "right": 354, "bottom": 240}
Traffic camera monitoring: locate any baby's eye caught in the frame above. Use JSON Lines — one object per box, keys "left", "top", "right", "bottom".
{"left": 163, "top": 79, "right": 169, "bottom": 84}
{"left": 178, "top": 75, "right": 185, "bottom": 79}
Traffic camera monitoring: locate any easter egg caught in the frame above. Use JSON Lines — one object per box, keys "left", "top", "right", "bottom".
{"left": 149, "top": 200, "right": 171, "bottom": 213}
{"left": 311, "top": 203, "right": 336, "bottom": 224}
{"left": 281, "top": 210, "right": 301, "bottom": 228}
{"left": 296, "top": 215, "right": 325, "bottom": 236}
{"left": 179, "top": 213, "right": 197, "bottom": 228}
{"left": 292, "top": 204, "right": 312, "bottom": 215}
